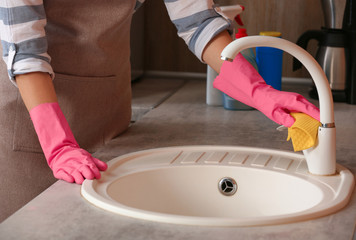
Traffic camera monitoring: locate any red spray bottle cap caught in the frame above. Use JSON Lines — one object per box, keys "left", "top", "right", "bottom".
{"left": 234, "top": 5, "right": 245, "bottom": 26}
{"left": 235, "top": 28, "right": 248, "bottom": 39}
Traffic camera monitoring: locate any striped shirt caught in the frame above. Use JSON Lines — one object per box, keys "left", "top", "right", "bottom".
{"left": 0, "top": 0, "right": 231, "bottom": 84}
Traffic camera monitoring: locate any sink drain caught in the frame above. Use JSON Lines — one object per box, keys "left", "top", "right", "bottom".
{"left": 218, "top": 177, "right": 237, "bottom": 196}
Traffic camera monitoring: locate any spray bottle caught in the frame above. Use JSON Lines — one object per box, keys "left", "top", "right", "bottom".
{"left": 256, "top": 31, "right": 283, "bottom": 90}
{"left": 206, "top": 5, "right": 244, "bottom": 106}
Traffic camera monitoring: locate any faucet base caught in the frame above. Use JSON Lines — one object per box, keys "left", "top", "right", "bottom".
{"left": 303, "top": 127, "right": 336, "bottom": 175}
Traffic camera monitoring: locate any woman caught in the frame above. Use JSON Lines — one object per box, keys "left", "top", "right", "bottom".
{"left": 0, "top": 0, "right": 319, "bottom": 221}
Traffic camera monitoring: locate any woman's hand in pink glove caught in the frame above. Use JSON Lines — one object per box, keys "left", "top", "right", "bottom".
{"left": 46, "top": 146, "right": 107, "bottom": 184}
{"left": 30, "top": 102, "right": 107, "bottom": 184}
{"left": 214, "top": 53, "right": 320, "bottom": 127}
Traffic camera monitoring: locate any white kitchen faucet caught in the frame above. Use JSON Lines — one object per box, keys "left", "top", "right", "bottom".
{"left": 220, "top": 36, "right": 336, "bottom": 175}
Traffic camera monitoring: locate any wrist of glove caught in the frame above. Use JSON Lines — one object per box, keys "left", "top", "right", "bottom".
{"left": 30, "top": 102, "right": 107, "bottom": 184}
{"left": 214, "top": 53, "right": 320, "bottom": 127}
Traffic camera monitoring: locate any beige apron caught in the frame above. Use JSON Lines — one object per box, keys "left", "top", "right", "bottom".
{"left": 0, "top": 0, "right": 136, "bottom": 221}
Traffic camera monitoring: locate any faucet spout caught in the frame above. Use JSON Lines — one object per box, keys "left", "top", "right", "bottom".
{"left": 221, "top": 36, "right": 336, "bottom": 175}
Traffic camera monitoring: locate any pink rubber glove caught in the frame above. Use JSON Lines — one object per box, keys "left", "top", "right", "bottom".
{"left": 30, "top": 102, "right": 107, "bottom": 184}
{"left": 214, "top": 53, "right": 320, "bottom": 127}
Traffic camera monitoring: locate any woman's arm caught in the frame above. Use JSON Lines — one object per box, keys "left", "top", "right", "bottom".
{"left": 1, "top": 2, "right": 107, "bottom": 184}
{"left": 164, "top": 0, "right": 232, "bottom": 64}
{"left": 16, "top": 72, "right": 58, "bottom": 111}
{"left": 201, "top": 30, "right": 232, "bottom": 73}
{"left": 16, "top": 71, "right": 108, "bottom": 185}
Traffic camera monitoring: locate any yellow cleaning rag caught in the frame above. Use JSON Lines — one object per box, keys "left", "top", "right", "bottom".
{"left": 287, "top": 112, "right": 321, "bottom": 152}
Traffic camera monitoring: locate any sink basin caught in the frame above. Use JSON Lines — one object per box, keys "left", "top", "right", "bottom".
{"left": 81, "top": 146, "right": 355, "bottom": 226}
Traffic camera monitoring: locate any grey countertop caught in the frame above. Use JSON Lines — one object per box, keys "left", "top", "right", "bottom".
{"left": 1, "top": 77, "right": 355, "bottom": 240}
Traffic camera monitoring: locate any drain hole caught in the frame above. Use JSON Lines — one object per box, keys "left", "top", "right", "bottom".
{"left": 218, "top": 177, "right": 237, "bottom": 196}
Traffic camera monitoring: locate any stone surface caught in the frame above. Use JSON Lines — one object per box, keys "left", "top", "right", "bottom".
{"left": 1, "top": 78, "right": 355, "bottom": 240}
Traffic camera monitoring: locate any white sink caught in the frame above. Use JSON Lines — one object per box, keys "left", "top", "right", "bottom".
{"left": 81, "top": 146, "right": 354, "bottom": 227}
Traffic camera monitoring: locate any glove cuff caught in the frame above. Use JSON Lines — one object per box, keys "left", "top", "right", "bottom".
{"left": 30, "top": 102, "right": 79, "bottom": 166}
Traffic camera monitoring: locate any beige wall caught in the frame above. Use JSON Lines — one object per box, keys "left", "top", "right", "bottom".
{"left": 143, "top": 0, "right": 330, "bottom": 78}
